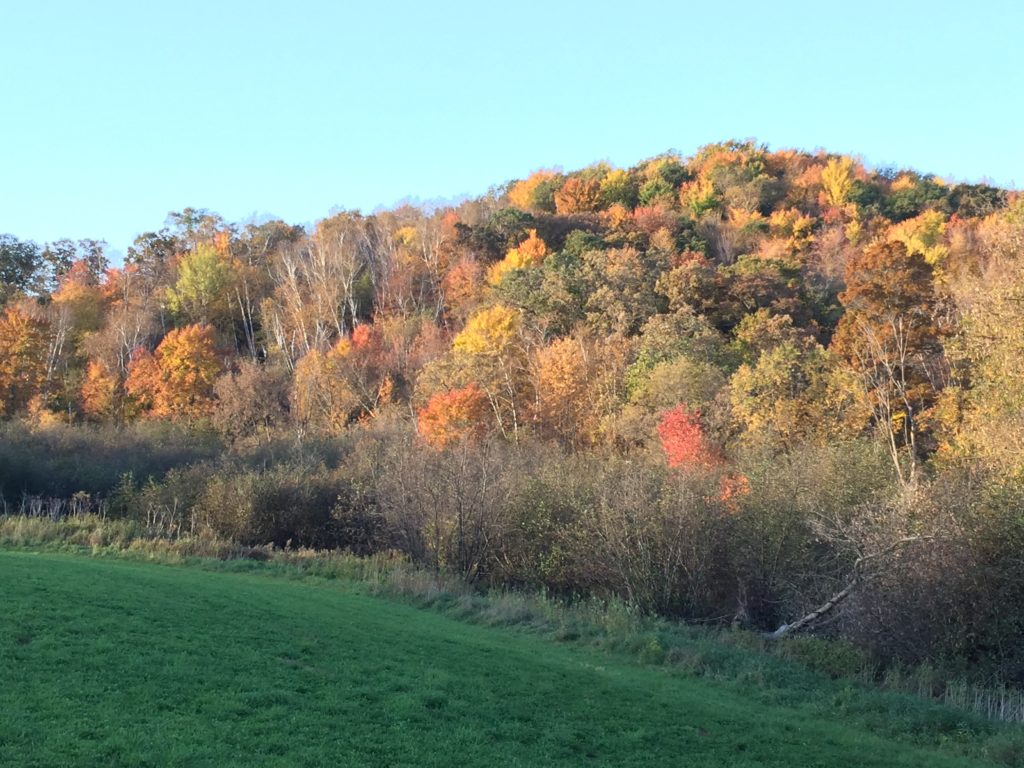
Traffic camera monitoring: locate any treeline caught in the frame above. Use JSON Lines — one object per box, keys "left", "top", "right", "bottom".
{"left": 2, "top": 140, "right": 1024, "bottom": 680}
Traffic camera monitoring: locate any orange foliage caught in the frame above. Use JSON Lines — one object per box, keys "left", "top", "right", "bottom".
{"left": 417, "top": 382, "right": 490, "bottom": 449}
{"left": 351, "top": 323, "right": 373, "bottom": 350}
{"left": 125, "top": 324, "right": 222, "bottom": 419}
{"left": 52, "top": 260, "right": 106, "bottom": 333}
{"left": 718, "top": 473, "right": 751, "bottom": 513}
{"left": 80, "top": 359, "right": 119, "bottom": 420}
{"left": 0, "top": 305, "right": 49, "bottom": 417}
{"left": 442, "top": 257, "right": 483, "bottom": 316}
{"left": 533, "top": 337, "right": 591, "bottom": 446}
{"left": 486, "top": 230, "right": 549, "bottom": 286}
{"left": 508, "top": 170, "right": 557, "bottom": 211}
{"left": 554, "top": 176, "right": 602, "bottom": 214}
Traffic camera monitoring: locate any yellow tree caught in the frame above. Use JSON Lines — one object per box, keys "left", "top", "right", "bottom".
{"left": 532, "top": 337, "right": 592, "bottom": 446}
{"left": 451, "top": 304, "right": 529, "bottom": 439}
{"left": 821, "top": 156, "right": 855, "bottom": 208}
{"left": 165, "top": 242, "right": 236, "bottom": 326}
{"left": 290, "top": 339, "right": 361, "bottom": 435}
{"left": 888, "top": 211, "right": 949, "bottom": 268}
{"left": 948, "top": 199, "right": 1024, "bottom": 477}
{"left": 508, "top": 170, "right": 559, "bottom": 212}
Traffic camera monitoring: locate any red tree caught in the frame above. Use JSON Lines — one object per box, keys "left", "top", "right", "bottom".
{"left": 657, "top": 404, "right": 715, "bottom": 468}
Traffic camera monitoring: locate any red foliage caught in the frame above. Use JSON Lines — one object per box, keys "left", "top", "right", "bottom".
{"left": 351, "top": 323, "right": 373, "bottom": 350}
{"left": 656, "top": 404, "right": 715, "bottom": 468}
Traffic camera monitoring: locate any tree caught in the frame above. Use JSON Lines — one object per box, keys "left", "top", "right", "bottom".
{"left": 51, "top": 260, "right": 106, "bottom": 337}
{"left": 554, "top": 175, "right": 602, "bottom": 215}
{"left": 125, "top": 324, "right": 222, "bottom": 419}
{"left": 532, "top": 337, "right": 592, "bottom": 446}
{"left": 831, "top": 241, "right": 946, "bottom": 487}
{"left": 450, "top": 304, "right": 530, "bottom": 439}
{"left": 657, "top": 404, "right": 716, "bottom": 468}
{"left": 507, "top": 170, "right": 560, "bottom": 212}
{"left": 821, "top": 157, "right": 855, "bottom": 208}
{"left": 417, "top": 383, "right": 490, "bottom": 448}
{"left": 0, "top": 234, "right": 42, "bottom": 304}
{"left": 212, "top": 361, "right": 290, "bottom": 444}
{"left": 0, "top": 305, "right": 49, "bottom": 416}
{"left": 290, "top": 341, "right": 361, "bottom": 435}
{"left": 599, "top": 168, "right": 638, "bottom": 208}
{"left": 165, "top": 242, "right": 236, "bottom": 326}
{"left": 729, "top": 337, "right": 831, "bottom": 448}
{"left": 80, "top": 359, "right": 119, "bottom": 421}
{"left": 947, "top": 199, "right": 1024, "bottom": 477}
{"left": 154, "top": 324, "right": 222, "bottom": 418}
{"left": 485, "top": 230, "right": 549, "bottom": 286}
{"left": 452, "top": 304, "right": 521, "bottom": 357}
{"left": 581, "top": 246, "right": 666, "bottom": 335}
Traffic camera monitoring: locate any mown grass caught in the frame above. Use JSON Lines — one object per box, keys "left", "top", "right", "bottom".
{"left": 1, "top": 548, "right": 1022, "bottom": 767}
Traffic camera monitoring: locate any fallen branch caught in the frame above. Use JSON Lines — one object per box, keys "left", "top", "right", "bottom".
{"left": 767, "top": 536, "right": 931, "bottom": 639}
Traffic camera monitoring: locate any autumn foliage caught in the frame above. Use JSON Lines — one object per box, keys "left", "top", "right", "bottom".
{"left": 5, "top": 144, "right": 1024, "bottom": 684}
{"left": 417, "top": 383, "right": 490, "bottom": 448}
{"left": 0, "top": 305, "right": 48, "bottom": 417}
{"left": 125, "top": 324, "right": 222, "bottom": 419}
{"left": 656, "top": 404, "right": 715, "bottom": 468}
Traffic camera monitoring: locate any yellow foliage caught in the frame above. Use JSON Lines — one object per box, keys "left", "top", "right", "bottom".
{"left": 485, "top": 230, "right": 549, "bottom": 286}
{"left": 821, "top": 157, "right": 855, "bottom": 207}
{"left": 599, "top": 169, "right": 633, "bottom": 205}
{"left": 331, "top": 337, "right": 353, "bottom": 358}
{"left": 508, "top": 170, "right": 557, "bottom": 211}
{"left": 890, "top": 174, "right": 916, "bottom": 192}
{"left": 453, "top": 305, "right": 520, "bottom": 356}
{"left": 603, "top": 203, "right": 632, "bottom": 230}
{"left": 395, "top": 226, "right": 418, "bottom": 247}
{"left": 888, "top": 210, "right": 949, "bottom": 266}
{"left": 844, "top": 215, "right": 863, "bottom": 244}
{"left": 80, "top": 360, "right": 118, "bottom": 420}
{"left": 679, "top": 177, "right": 719, "bottom": 217}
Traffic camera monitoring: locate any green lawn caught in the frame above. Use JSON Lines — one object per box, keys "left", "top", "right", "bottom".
{"left": 0, "top": 550, "right": 996, "bottom": 767}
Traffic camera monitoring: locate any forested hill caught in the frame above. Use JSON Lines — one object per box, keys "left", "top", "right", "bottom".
{"left": 1, "top": 141, "right": 1015, "bottom": 460}
{"left": 2, "top": 141, "right": 1024, "bottom": 679}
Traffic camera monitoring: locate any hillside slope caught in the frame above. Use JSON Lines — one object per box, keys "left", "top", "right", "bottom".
{"left": 0, "top": 551, "right": 999, "bottom": 767}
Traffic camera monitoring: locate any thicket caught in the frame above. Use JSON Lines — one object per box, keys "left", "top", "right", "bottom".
{"left": 3, "top": 418, "right": 1024, "bottom": 690}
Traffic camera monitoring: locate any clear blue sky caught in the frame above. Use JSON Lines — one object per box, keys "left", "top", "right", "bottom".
{"left": 1, "top": 0, "right": 1021, "bottom": 255}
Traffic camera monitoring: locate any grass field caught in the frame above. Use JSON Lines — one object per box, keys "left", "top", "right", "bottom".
{"left": 0, "top": 550, "right": 1009, "bottom": 767}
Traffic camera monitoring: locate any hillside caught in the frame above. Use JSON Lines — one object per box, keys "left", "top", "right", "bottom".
{"left": 2, "top": 142, "right": 1024, "bottom": 683}
{"left": 0, "top": 550, "right": 1008, "bottom": 768}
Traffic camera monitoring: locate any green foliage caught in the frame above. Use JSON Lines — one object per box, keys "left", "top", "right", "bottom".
{"left": 884, "top": 176, "right": 951, "bottom": 222}
{"left": 165, "top": 243, "right": 235, "bottom": 324}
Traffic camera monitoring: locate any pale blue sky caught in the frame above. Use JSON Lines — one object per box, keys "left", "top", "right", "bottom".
{"left": 1, "top": 0, "right": 1021, "bottom": 255}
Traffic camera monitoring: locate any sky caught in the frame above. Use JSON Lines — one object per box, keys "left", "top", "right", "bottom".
{"left": 1, "top": 0, "right": 1021, "bottom": 256}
